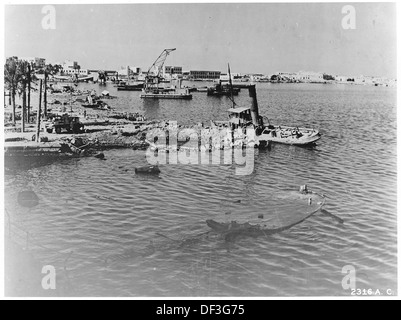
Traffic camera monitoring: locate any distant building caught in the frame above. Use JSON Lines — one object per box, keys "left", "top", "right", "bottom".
{"left": 276, "top": 72, "right": 299, "bottom": 81}
{"left": 219, "top": 73, "right": 230, "bottom": 81}
{"left": 219, "top": 72, "right": 244, "bottom": 81}
{"left": 163, "top": 66, "right": 183, "bottom": 80}
{"left": 131, "top": 66, "right": 142, "bottom": 74}
{"left": 117, "top": 66, "right": 142, "bottom": 78}
{"left": 164, "top": 66, "right": 182, "bottom": 75}
{"left": 189, "top": 70, "right": 221, "bottom": 80}
{"left": 182, "top": 71, "right": 190, "bottom": 80}
{"left": 63, "top": 60, "right": 79, "bottom": 70}
{"left": 296, "top": 71, "right": 324, "bottom": 82}
{"left": 63, "top": 68, "right": 89, "bottom": 76}
{"left": 62, "top": 60, "right": 89, "bottom": 76}
{"left": 19, "top": 57, "right": 46, "bottom": 68}
{"left": 335, "top": 75, "right": 348, "bottom": 82}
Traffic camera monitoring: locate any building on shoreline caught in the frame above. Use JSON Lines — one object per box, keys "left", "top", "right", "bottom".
{"left": 188, "top": 70, "right": 221, "bottom": 80}
{"left": 163, "top": 66, "right": 182, "bottom": 80}
{"left": 62, "top": 60, "right": 89, "bottom": 76}
{"left": 275, "top": 71, "right": 325, "bottom": 82}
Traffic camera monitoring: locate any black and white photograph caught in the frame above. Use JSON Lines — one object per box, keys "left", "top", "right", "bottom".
{"left": 2, "top": 1, "right": 398, "bottom": 300}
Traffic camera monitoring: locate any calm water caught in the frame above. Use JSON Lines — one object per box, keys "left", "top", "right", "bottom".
{"left": 4, "top": 82, "right": 397, "bottom": 297}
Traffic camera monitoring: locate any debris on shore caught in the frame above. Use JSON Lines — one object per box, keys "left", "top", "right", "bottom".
{"left": 4, "top": 85, "right": 268, "bottom": 169}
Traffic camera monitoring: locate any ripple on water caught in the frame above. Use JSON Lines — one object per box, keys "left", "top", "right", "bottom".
{"left": 4, "top": 83, "right": 397, "bottom": 296}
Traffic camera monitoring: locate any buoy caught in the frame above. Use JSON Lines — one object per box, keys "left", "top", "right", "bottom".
{"left": 17, "top": 191, "right": 39, "bottom": 208}
{"left": 135, "top": 165, "right": 161, "bottom": 175}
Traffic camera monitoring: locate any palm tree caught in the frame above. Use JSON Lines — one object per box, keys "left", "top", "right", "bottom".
{"left": 17, "top": 60, "right": 29, "bottom": 132}
{"left": 4, "top": 57, "right": 22, "bottom": 125}
{"left": 42, "top": 64, "right": 59, "bottom": 117}
{"left": 25, "top": 62, "right": 38, "bottom": 123}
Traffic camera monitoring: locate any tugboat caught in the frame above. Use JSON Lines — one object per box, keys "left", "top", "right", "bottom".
{"left": 116, "top": 66, "right": 145, "bottom": 91}
{"left": 140, "top": 48, "right": 192, "bottom": 100}
{"left": 224, "top": 64, "right": 271, "bottom": 148}
{"left": 207, "top": 82, "right": 240, "bottom": 96}
{"left": 224, "top": 64, "right": 321, "bottom": 146}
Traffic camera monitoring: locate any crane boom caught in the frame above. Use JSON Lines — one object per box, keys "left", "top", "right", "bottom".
{"left": 147, "top": 48, "right": 176, "bottom": 77}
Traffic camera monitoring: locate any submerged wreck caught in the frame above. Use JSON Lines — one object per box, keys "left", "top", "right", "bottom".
{"left": 206, "top": 186, "right": 326, "bottom": 240}
{"left": 105, "top": 185, "right": 327, "bottom": 265}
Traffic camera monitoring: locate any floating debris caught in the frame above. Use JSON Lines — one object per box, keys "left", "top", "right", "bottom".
{"left": 135, "top": 165, "right": 160, "bottom": 175}
{"left": 94, "top": 153, "right": 106, "bottom": 160}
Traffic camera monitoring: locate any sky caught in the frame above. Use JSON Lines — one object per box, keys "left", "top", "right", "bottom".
{"left": 4, "top": 2, "right": 397, "bottom": 78}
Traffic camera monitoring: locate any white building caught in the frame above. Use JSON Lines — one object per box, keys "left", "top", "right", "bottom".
{"left": 220, "top": 72, "right": 244, "bottom": 82}
{"left": 163, "top": 66, "right": 182, "bottom": 80}
{"left": 335, "top": 75, "right": 349, "bottom": 82}
{"left": 116, "top": 66, "right": 143, "bottom": 80}
{"left": 62, "top": 60, "right": 88, "bottom": 76}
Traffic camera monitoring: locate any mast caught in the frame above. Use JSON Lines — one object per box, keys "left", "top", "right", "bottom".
{"left": 127, "top": 66, "right": 130, "bottom": 84}
{"left": 228, "top": 64, "right": 236, "bottom": 144}
{"left": 228, "top": 63, "right": 235, "bottom": 108}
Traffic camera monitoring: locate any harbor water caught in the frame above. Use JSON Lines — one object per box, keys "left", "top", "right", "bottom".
{"left": 4, "top": 82, "right": 397, "bottom": 296}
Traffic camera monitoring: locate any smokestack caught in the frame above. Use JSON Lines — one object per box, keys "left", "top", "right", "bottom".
{"left": 248, "top": 85, "right": 260, "bottom": 126}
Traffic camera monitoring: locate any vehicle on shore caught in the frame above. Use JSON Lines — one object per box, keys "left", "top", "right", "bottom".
{"left": 82, "top": 100, "right": 111, "bottom": 110}
{"left": 45, "top": 114, "right": 84, "bottom": 134}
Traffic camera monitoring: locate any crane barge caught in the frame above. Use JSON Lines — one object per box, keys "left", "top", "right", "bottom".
{"left": 140, "top": 48, "right": 192, "bottom": 99}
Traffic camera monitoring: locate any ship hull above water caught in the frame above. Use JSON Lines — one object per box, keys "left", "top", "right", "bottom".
{"left": 258, "top": 126, "right": 321, "bottom": 146}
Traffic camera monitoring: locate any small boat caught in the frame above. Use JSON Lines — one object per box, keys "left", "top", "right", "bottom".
{"left": 140, "top": 88, "right": 192, "bottom": 100}
{"left": 207, "top": 83, "right": 240, "bottom": 96}
{"left": 82, "top": 100, "right": 110, "bottom": 110}
{"left": 258, "top": 125, "right": 321, "bottom": 146}
{"left": 196, "top": 86, "right": 209, "bottom": 92}
{"left": 117, "top": 82, "right": 144, "bottom": 91}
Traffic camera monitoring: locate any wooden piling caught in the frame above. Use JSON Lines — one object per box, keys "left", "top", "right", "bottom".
{"left": 27, "top": 64, "right": 31, "bottom": 123}
{"left": 36, "top": 79, "right": 42, "bottom": 142}
{"left": 44, "top": 71, "right": 47, "bottom": 118}
{"left": 21, "top": 87, "right": 26, "bottom": 133}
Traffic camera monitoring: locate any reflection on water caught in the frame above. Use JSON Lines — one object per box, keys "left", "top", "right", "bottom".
{"left": 4, "top": 83, "right": 397, "bottom": 297}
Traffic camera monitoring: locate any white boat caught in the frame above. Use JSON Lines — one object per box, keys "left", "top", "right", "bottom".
{"left": 258, "top": 125, "right": 321, "bottom": 146}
